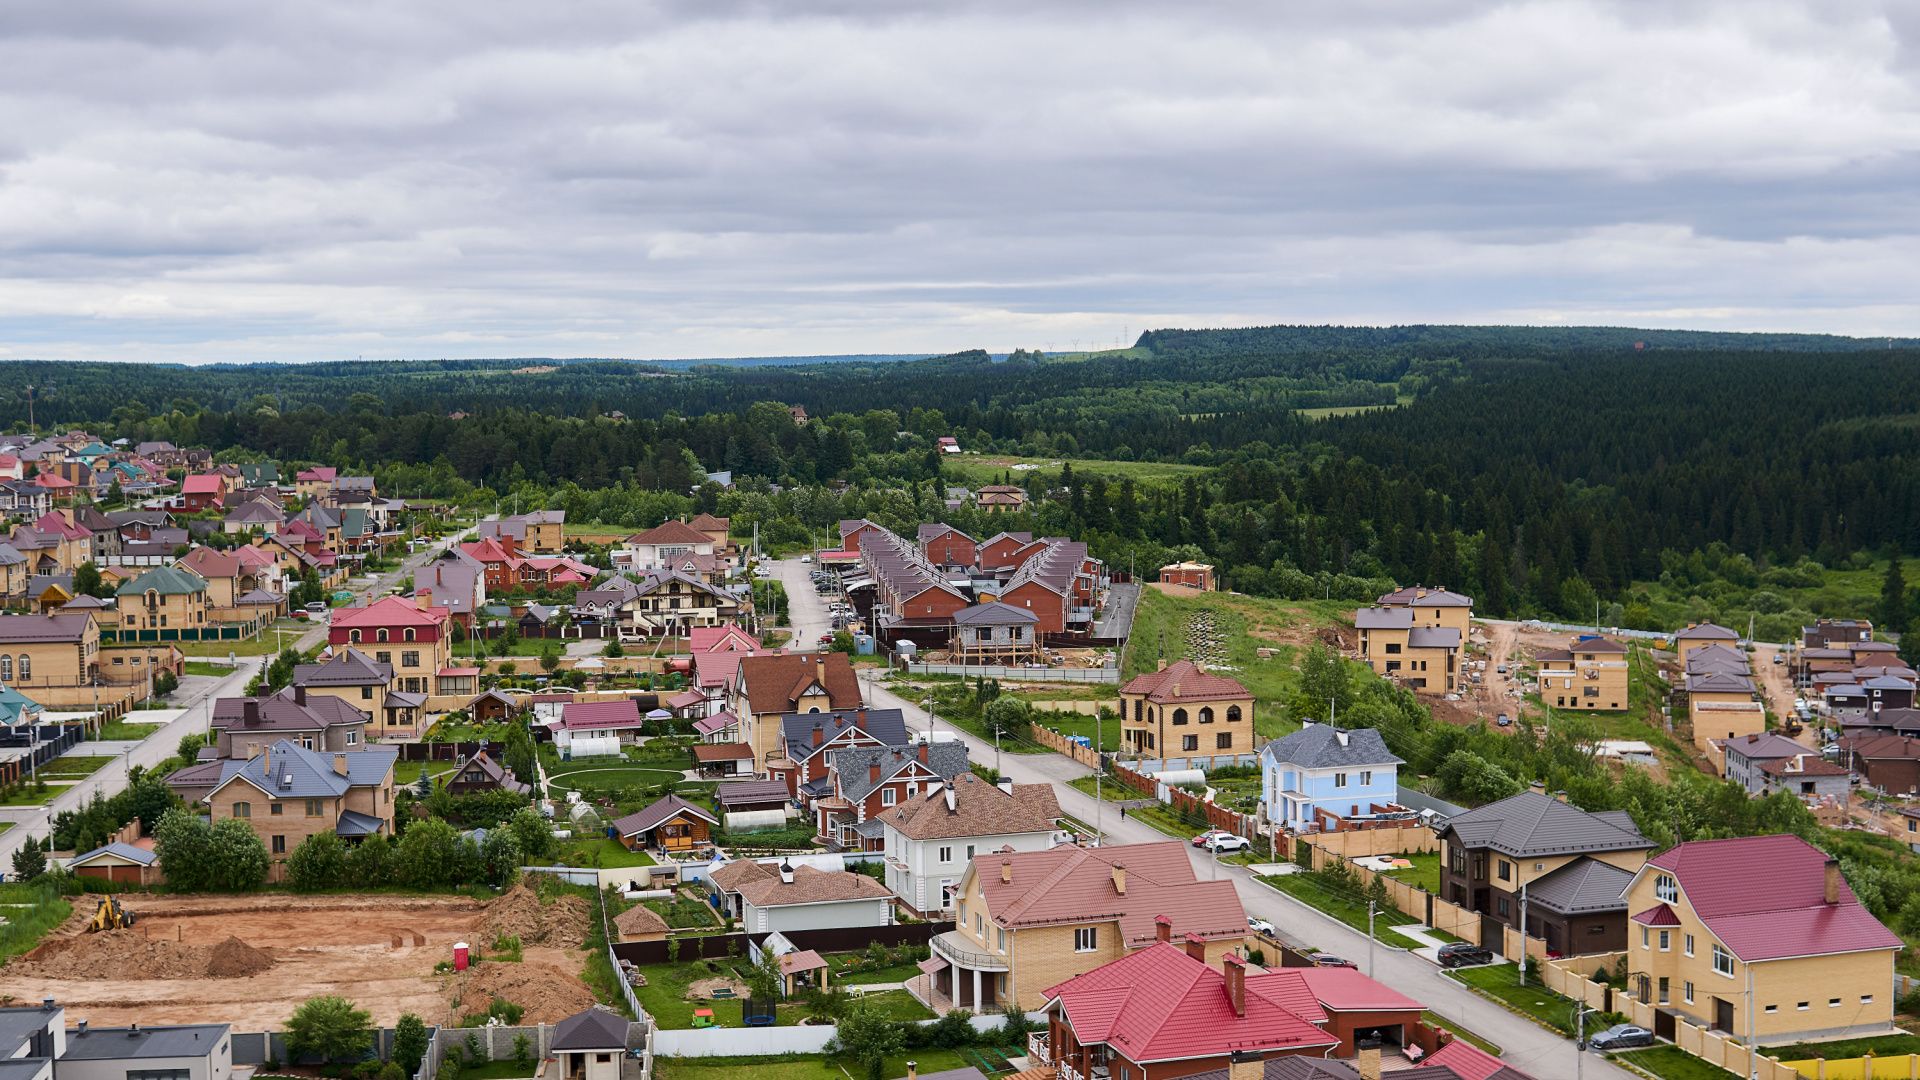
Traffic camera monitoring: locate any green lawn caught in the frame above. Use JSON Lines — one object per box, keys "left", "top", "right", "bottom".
{"left": 1028, "top": 711, "right": 1122, "bottom": 751}
{"left": 654, "top": 1049, "right": 981, "bottom": 1080}
{"left": 168, "top": 620, "right": 308, "bottom": 656}
{"left": 0, "top": 884, "right": 71, "bottom": 963}
{"left": 1259, "top": 871, "right": 1419, "bottom": 938}
{"left": 1447, "top": 963, "right": 1583, "bottom": 1035}
{"left": 643, "top": 893, "right": 719, "bottom": 929}
{"left": 36, "top": 756, "right": 116, "bottom": 779}
{"left": 0, "top": 784, "right": 74, "bottom": 806}
{"left": 547, "top": 767, "right": 686, "bottom": 794}
{"left": 943, "top": 454, "right": 1207, "bottom": 489}
{"left": 182, "top": 661, "right": 236, "bottom": 677}
{"left": 633, "top": 960, "right": 928, "bottom": 1029}
{"left": 93, "top": 720, "right": 166, "bottom": 740}
{"left": 1423, "top": 1011, "right": 1501, "bottom": 1056}
{"left": 1065, "top": 778, "right": 1216, "bottom": 841}
{"left": 1381, "top": 852, "right": 1443, "bottom": 895}
{"left": 1611, "top": 1046, "right": 1738, "bottom": 1079}
{"left": 553, "top": 837, "right": 657, "bottom": 869}
{"left": 391, "top": 759, "right": 457, "bottom": 787}
{"left": 1297, "top": 398, "right": 1410, "bottom": 419}
{"left": 1123, "top": 587, "right": 1351, "bottom": 734}
{"left": 1769, "top": 1032, "right": 1920, "bottom": 1060}
{"left": 824, "top": 953, "right": 926, "bottom": 986}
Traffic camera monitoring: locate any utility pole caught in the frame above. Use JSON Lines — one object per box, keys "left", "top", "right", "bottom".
{"left": 1518, "top": 880, "right": 1529, "bottom": 985}
{"left": 1574, "top": 1005, "right": 1590, "bottom": 1080}
{"left": 1094, "top": 706, "right": 1104, "bottom": 847}
{"left": 1367, "top": 901, "right": 1377, "bottom": 977}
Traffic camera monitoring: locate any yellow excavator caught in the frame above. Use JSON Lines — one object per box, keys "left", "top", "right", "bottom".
{"left": 85, "top": 896, "right": 135, "bottom": 932}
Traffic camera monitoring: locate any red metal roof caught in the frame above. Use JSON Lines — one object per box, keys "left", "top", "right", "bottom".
{"left": 1290, "top": 966, "right": 1424, "bottom": 1013}
{"left": 1424, "top": 1039, "right": 1513, "bottom": 1080}
{"left": 331, "top": 594, "right": 448, "bottom": 628}
{"left": 181, "top": 474, "right": 223, "bottom": 494}
{"left": 1644, "top": 834, "right": 1903, "bottom": 962}
{"left": 1631, "top": 904, "right": 1681, "bottom": 927}
{"left": 563, "top": 699, "right": 644, "bottom": 730}
{"left": 1043, "top": 944, "right": 1337, "bottom": 1064}
{"left": 1119, "top": 660, "right": 1249, "bottom": 704}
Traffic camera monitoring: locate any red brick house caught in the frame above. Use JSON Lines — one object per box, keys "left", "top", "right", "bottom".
{"left": 975, "top": 531, "right": 1035, "bottom": 572}
{"left": 178, "top": 474, "right": 227, "bottom": 512}
{"left": 917, "top": 524, "right": 978, "bottom": 568}
{"left": 812, "top": 741, "right": 969, "bottom": 849}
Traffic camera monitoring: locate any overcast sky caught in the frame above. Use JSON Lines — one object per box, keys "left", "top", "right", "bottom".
{"left": 2, "top": 1, "right": 1917, "bottom": 363}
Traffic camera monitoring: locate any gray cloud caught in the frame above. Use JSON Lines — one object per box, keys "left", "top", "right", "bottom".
{"left": 0, "top": 0, "right": 1917, "bottom": 362}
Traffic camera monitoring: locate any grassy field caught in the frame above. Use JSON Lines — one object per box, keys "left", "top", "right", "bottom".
{"left": 1259, "top": 871, "right": 1419, "bottom": 940}
{"left": 943, "top": 454, "right": 1207, "bottom": 489}
{"left": 167, "top": 619, "right": 307, "bottom": 656}
{"left": 36, "top": 756, "right": 115, "bottom": 779}
{"left": 553, "top": 836, "right": 657, "bottom": 869}
{"left": 0, "top": 883, "right": 72, "bottom": 963}
{"left": 643, "top": 892, "right": 719, "bottom": 928}
{"left": 0, "top": 784, "right": 74, "bottom": 806}
{"left": 633, "top": 959, "right": 932, "bottom": 1029}
{"left": 654, "top": 1050, "right": 982, "bottom": 1080}
{"left": 1028, "top": 711, "right": 1122, "bottom": 751}
{"left": 181, "top": 661, "right": 235, "bottom": 677}
{"left": 1769, "top": 1032, "right": 1920, "bottom": 1060}
{"left": 1611, "top": 1046, "right": 1738, "bottom": 1079}
{"left": 1124, "top": 586, "right": 1349, "bottom": 734}
{"left": 546, "top": 766, "right": 686, "bottom": 794}
{"left": 1298, "top": 394, "right": 1413, "bottom": 419}
{"left": 1381, "top": 852, "right": 1443, "bottom": 894}
{"left": 390, "top": 759, "right": 459, "bottom": 787}
{"left": 564, "top": 523, "right": 635, "bottom": 543}
{"left": 1629, "top": 555, "right": 1917, "bottom": 646}
{"left": 1447, "top": 963, "right": 1583, "bottom": 1034}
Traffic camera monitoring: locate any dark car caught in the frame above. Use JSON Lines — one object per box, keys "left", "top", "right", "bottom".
{"left": 1308, "top": 953, "right": 1357, "bottom": 969}
{"left": 1586, "top": 1024, "right": 1655, "bottom": 1052}
{"left": 1436, "top": 943, "right": 1495, "bottom": 968}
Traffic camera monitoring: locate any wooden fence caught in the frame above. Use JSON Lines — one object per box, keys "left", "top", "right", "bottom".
{"left": 610, "top": 920, "right": 949, "bottom": 966}
{"left": 1028, "top": 723, "right": 1102, "bottom": 768}
{"left": 1291, "top": 828, "right": 1482, "bottom": 945}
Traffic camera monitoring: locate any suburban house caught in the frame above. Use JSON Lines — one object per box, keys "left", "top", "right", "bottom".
{"left": 191, "top": 739, "right": 398, "bottom": 877}
{"left": 290, "top": 648, "right": 426, "bottom": 738}
{"left": 735, "top": 860, "right": 895, "bottom": 933}
{"left": 1436, "top": 787, "right": 1654, "bottom": 955}
{"left": 617, "top": 520, "right": 716, "bottom": 571}
{"left": 548, "top": 1006, "right": 637, "bottom": 1080}
{"left": 1034, "top": 937, "right": 1340, "bottom": 1080}
{"left": 328, "top": 594, "right": 454, "bottom": 697}
{"left": 1686, "top": 669, "right": 1765, "bottom": 753}
{"left": 975, "top": 531, "right": 1036, "bottom": 572}
{"left": 772, "top": 706, "right": 911, "bottom": 801}
{"left": 177, "top": 474, "right": 226, "bottom": 512}
{"left": 1622, "top": 834, "right": 1903, "bottom": 1043}
{"left": 918, "top": 524, "right": 978, "bottom": 569}
{"left": 859, "top": 528, "right": 972, "bottom": 629}
{"left": 572, "top": 570, "right": 742, "bottom": 638}
{"left": 933, "top": 840, "right": 1249, "bottom": 1011}
{"left": 444, "top": 750, "right": 530, "bottom": 796}
{"left": 1259, "top": 723, "right": 1404, "bottom": 833}
{"left": 1156, "top": 561, "right": 1217, "bottom": 591}
{"left": 947, "top": 603, "right": 1041, "bottom": 664}
{"left": 1535, "top": 636, "right": 1629, "bottom": 711}
{"left": 1117, "top": 660, "right": 1255, "bottom": 764}
{"left": 221, "top": 497, "right": 284, "bottom": 535}
{"left": 111, "top": 565, "right": 212, "bottom": 638}
{"left": 1374, "top": 585, "right": 1472, "bottom": 634}
{"left": 975, "top": 485, "right": 1028, "bottom": 513}
{"left": 1354, "top": 606, "right": 1460, "bottom": 696}
{"left": 0, "top": 613, "right": 133, "bottom": 717}
{"left": 732, "top": 651, "right": 863, "bottom": 767}
{"left": 879, "top": 771, "right": 1063, "bottom": 917}
{"left": 1673, "top": 622, "right": 1741, "bottom": 662}
{"left": 995, "top": 539, "right": 1102, "bottom": 636}
{"left": 67, "top": 841, "right": 163, "bottom": 886}
{"left": 479, "top": 510, "right": 567, "bottom": 554}
{"left": 811, "top": 741, "right": 970, "bottom": 849}
{"left": 198, "top": 688, "right": 369, "bottom": 761}
{"left": 1841, "top": 734, "right": 1920, "bottom": 795}
{"left": 557, "top": 698, "right": 647, "bottom": 746}
{"left": 1716, "top": 732, "right": 1851, "bottom": 799}
{"left": 611, "top": 793, "right": 718, "bottom": 855}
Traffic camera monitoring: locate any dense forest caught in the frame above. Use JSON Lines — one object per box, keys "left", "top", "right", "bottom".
{"left": 14, "top": 324, "right": 1920, "bottom": 629}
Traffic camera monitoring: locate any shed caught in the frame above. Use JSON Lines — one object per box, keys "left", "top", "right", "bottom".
{"left": 67, "top": 841, "right": 160, "bottom": 886}
{"left": 610, "top": 794, "right": 719, "bottom": 854}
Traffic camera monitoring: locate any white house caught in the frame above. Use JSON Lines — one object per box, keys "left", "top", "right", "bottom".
{"left": 731, "top": 859, "right": 896, "bottom": 933}
{"left": 878, "top": 772, "right": 1065, "bottom": 916}
{"left": 616, "top": 520, "right": 716, "bottom": 571}
{"left": 1259, "top": 723, "right": 1403, "bottom": 832}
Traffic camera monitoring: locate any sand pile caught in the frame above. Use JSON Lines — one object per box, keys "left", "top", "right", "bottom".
{"left": 18, "top": 930, "right": 275, "bottom": 981}
{"left": 448, "top": 960, "right": 596, "bottom": 1025}
{"left": 480, "top": 881, "right": 591, "bottom": 949}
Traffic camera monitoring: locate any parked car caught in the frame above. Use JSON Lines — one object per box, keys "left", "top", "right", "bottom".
{"left": 304, "top": 601, "right": 328, "bottom": 615}
{"left": 1495, "top": 713, "right": 1512, "bottom": 727}
{"left": 1204, "top": 834, "right": 1252, "bottom": 853}
{"left": 1586, "top": 1024, "right": 1654, "bottom": 1052}
{"left": 799, "top": 555, "right": 812, "bottom": 563}
{"left": 1495, "top": 664, "right": 1508, "bottom": 674}
{"left": 1247, "top": 916, "right": 1275, "bottom": 936}
{"left": 1436, "top": 943, "right": 1495, "bottom": 968}
{"left": 1308, "top": 953, "right": 1357, "bottom": 969}
{"left": 1191, "top": 830, "right": 1232, "bottom": 848}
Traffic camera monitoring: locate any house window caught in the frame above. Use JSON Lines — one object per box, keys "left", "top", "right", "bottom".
{"left": 1796, "top": 1002, "right": 1809, "bottom": 1012}
{"left": 1073, "top": 927, "right": 1097, "bottom": 952}
{"left": 1863, "top": 995, "right": 1875, "bottom": 1005}
{"left": 361, "top": 686, "right": 374, "bottom": 700}
{"left": 939, "top": 846, "right": 952, "bottom": 863}
{"left": 966, "top": 845, "right": 975, "bottom": 859}
{"left": 404, "top": 628, "right": 416, "bottom": 642}
{"left": 306, "top": 799, "right": 324, "bottom": 817}
{"left": 882, "top": 789, "right": 897, "bottom": 807}
{"left": 376, "top": 651, "right": 392, "bottom": 665}
{"left": 1830, "top": 998, "right": 1842, "bottom": 1008}
{"left": 271, "top": 835, "right": 286, "bottom": 854}
{"left": 233, "top": 802, "right": 251, "bottom": 819}
{"left": 1199, "top": 707, "right": 1214, "bottom": 724}
{"left": 1497, "top": 897, "right": 1510, "bottom": 917}
{"left": 975, "top": 914, "right": 984, "bottom": 936}
{"left": 1385, "top": 642, "right": 1401, "bottom": 654}
{"left": 1227, "top": 705, "right": 1242, "bottom": 723}
{"left": 16, "top": 656, "right": 26, "bottom": 680}
{"left": 1333, "top": 773, "right": 1348, "bottom": 789}
{"left": 1658, "top": 930, "right": 1670, "bottom": 951}
{"left": 1764, "top": 1005, "right": 1778, "bottom": 1014}
{"left": 1497, "top": 860, "right": 1512, "bottom": 882}
{"left": 349, "top": 630, "right": 361, "bottom": 644}
{"left": 377, "top": 629, "right": 389, "bottom": 643}
{"left": 1640, "top": 927, "right": 1649, "bottom": 949}
{"left": 1359, "top": 770, "right": 1373, "bottom": 785}
{"left": 1712, "top": 944, "right": 1734, "bottom": 977}
{"left": 1684, "top": 934, "right": 1694, "bottom": 957}
{"left": 1172, "top": 709, "right": 1188, "bottom": 726}
{"left": 1657, "top": 977, "right": 1669, "bottom": 1005}
{"left": 1655, "top": 874, "right": 1678, "bottom": 902}
{"left": 1217, "top": 733, "right": 1232, "bottom": 749}
{"left": 997, "top": 928, "right": 1007, "bottom": 952}
{"left": 402, "top": 651, "right": 419, "bottom": 668}
{"left": 1684, "top": 981, "right": 1694, "bottom": 1004}
{"left": 270, "top": 804, "right": 283, "bottom": 816}
{"left": 0, "top": 657, "right": 10, "bottom": 681}
{"left": 1182, "top": 735, "right": 1198, "bottom": 752}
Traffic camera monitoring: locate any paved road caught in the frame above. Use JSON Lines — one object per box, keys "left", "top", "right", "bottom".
{"left": 0, "top": 535, "right": 457, "bottom": 866}
{"left": 855, "top": 671, "right": 1631, "bottom": 1080}
{"left": 774, "top": 556, "right": 833, "bottom": 650}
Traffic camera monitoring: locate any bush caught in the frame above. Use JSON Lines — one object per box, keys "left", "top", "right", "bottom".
{"left": 284, "top": 995, "right": 372, "bottom": 1064}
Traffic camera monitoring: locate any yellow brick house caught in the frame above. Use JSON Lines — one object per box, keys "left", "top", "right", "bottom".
{"left": 1536, "top": 635, "right": 1629, "bottom": 711}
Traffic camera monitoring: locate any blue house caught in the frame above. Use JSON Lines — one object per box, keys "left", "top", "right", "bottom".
{"left": 1260, "top": 723, "right": 1403, "bottom": 832}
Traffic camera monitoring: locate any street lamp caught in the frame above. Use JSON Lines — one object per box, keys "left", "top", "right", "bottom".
{"left": 1366, "top": 900, "right": 1378, "bottom": 977}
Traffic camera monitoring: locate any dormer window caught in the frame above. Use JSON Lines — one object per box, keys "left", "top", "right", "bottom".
{"left": 1654, "top": 874, "right": 1678, "bottom": 903}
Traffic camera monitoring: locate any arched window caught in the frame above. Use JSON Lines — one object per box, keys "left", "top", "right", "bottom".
{"left": 0, "top": 656, "right": 11, "bottom": 681}
{"left": 1172, "top": 708, "right": 1189, "bottom": 726}
{"left": 377, "top": 629, "right": 389, "bottom": 643}
{"left": 232, "top": 801, "right": 251, "bottom": 819}
{"left": 404, "top": 628, "right": 416, "bottom": 642}
{"left": 1146, "top": 707, "right": 1156, "bottom": 724}
{"left": 349, "top": 630, "right": 362, "bottom": 644}
{"left": 1199, "top": 707, "right": 1214, "bottom": 724}
{"left": 145, "top": 589, "right": 159, "bottom": 609}
{"left": 1227, "top": 705, "right": 1243, "bottom": 723}
{"left": 17, "top": 656, "right": 28, "bottom": 681}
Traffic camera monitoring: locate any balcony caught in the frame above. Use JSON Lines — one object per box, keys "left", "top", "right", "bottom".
{"left": 1027, "top": 1032, "right": 1050, "bottom": 1064}
{"left": 930, "top": 929, "right": 1009, "bottom": 972}
{"left": 1058, "top": 1064, "right": 1085, "bottom": 1080}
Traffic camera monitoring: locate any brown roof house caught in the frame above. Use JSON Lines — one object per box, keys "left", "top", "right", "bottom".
{"left": 876, "top": 771, "right": 1063, "bottom": 916}
{"left": 611, "top": 794, "right": 718, "bottom": 856}
{"left": 445, "top": 750, "right": 530, "bottom": 797}
{"left": 732, "top": 651, "right": 863, "bottom": 767}
{"left": 1117, "top": 660, "right": 1255, "bottom": 765}
{"left": 735, "top": 859, "right": 895, "bottom": 934}
{"left": 613, "top": 903, "right": 669, "bottom": 943}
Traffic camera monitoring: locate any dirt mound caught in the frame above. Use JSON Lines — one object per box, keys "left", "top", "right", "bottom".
{"left": 480, "top": 881, "right": 591, "bottom": 949}
{"left": 205, "top": 935, "right": 274, "bottom": 977}
{"left": 447, "top": 959, "right": 596, "bottom": 1025}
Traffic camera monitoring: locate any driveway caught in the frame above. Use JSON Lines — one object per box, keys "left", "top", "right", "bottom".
{"left": 773, "top": 557, "right": 832, "bottom": 651}
{"left": 860, "top": 675, "right": 1633, "bottom": 1080}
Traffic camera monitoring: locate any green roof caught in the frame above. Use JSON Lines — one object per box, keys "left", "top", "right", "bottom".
{"left": 0, "top": 685, "right": 40, "bottom": 726}
{"left": 115, "top": 565, "right": 209, "bottom": 597}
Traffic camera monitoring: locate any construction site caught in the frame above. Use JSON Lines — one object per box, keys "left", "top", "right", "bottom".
{"left": 0, "top": 885, "right": 595, "bottom": 1030}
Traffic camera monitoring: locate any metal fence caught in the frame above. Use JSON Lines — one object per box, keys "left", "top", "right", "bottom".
{"left": 901, "top": 662, "right": 1118, "bottom": 682}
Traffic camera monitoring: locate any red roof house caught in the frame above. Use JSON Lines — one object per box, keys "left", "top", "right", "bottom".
{"left": 179, "top": 473, "right": 226, "bottom": 511}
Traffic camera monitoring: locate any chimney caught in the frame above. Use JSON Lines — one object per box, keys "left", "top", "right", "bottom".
{"left": 916, "top": 742, "right": 928, "bottom": 764}
{"left": 1552, "top": 790, "right": 1569, "bottom": 803}
{"left": 293, "top": 684, "right": 306, "bottom": 706}
{"left": 1154, "top": 915, "right": 1171, "bottom": 944}
{"left": 1156, "top": 657, "right": 1166, "bottom": 672}
{"left": 1223, "top": 953, "right": 1247, "bottom": 1016}
{"left": 127, "top": 1023, "right": 139, "bottom": 1037}
{"left": 334, "top": 754, "right": 348, "bottom": 777}
{"left": 1183, "top": 932, "right": 1206, "bottom": 962}
{"left": 996, "top": 777, "right": 1014, "bottom": 795}
{"left": 1825, "top": 857, "right": 1841, "bottom": 905}
{"left": 261, "top": 746, "right": 270, "bottom": 773}
{"left": 1111, "top": 864, "right": 1127, "bottom": 896}
{"left": 416, "top": 588, "right": 432, "bottom": 611}
{"left": 811, "top": 725, "right": 824, "bottom": 748}
{"left": 779, "top": 859, "right": 795, "bottom": 884}
{"left": 1227, "top": 1051, "right": 1263, "bottom": 1080}
{"left": 869, "top": 763, "right": 881, "bottom": 783}
{"left": 243, "top": 699, "right": 260, "bottom": 725}
{"left": 906, "top": 1063, "right": 917, "bottom": 1080}
{"left": 76, "top": 1022, "right": 86, "bottom": 1035}
{"left": 1528, "top": 780, "right": 1546, "bottom": 796}
{"left": 1000, "top": 861, "right": 1012, "bottom": 884}
{"left": 39, "top": 998, "right": 53, "bottom": 1011}
{"left": 1356, "top": 1038, "right": 1383, "bottom": 1080}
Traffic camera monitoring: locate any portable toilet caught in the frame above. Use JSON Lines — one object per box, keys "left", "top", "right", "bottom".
{"left": 453, "top": 942, "right": 470, "bottom": 971}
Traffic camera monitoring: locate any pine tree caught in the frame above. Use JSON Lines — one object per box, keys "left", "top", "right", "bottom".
{"left": 1880, "top": 558, "right": 1909, "bottom": 636}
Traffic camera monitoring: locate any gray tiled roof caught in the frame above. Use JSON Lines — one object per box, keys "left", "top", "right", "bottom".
{"left": 952, "top": 602, "right": 1038, "bottom": 626}
{"left": 1440, "top": 790, "right": 1652, "bottom": 859}
{"left": 1354, "top": 606, "right": 1414, "bottom": 629}
{"left": 781, "top": 708, "right": 909, "bottom": 762}
{"left": 832, "top": 742, "right": 970, "bottom": 804}
{"left": 550, "top": 1006, "right": 629, "bottom": 1052}
{"left": 1407, "top": 626, "right": 1461, "bottom": 649}
{"left": 207, "top": 739, "right": 395, "bottom": 800}
{"left": 62, "top": 1024, "right": 229, "bottom": 1061}
{"left": 1262, "top": 724, "right": 1402, "bottom": 770}
{"left": 1524, "top": 856, "right": 1635, "bottom": 915}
